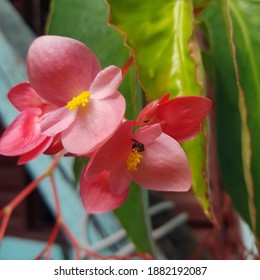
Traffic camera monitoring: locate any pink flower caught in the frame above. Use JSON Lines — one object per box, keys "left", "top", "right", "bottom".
{"left": 80, "top": 121, "right": 192, "bottom": 213}
{"left": 0, "top": 83, "right": 61, "bottom": 164}
{"left": 27, "top": 35, "right": 126, "bottom": 155}
{"left": 137, "top": 94, "right": 212, "bottom": 142}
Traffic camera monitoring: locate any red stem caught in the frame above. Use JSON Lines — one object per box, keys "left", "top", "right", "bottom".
{"left": 0, "top": 209, "right": 4, "bottom": 218}
{"left": 0, "top": 151, "right": 64, "bottom": 244}
{"left": 122, "top": 55, "right": 134, "bottom": 78}
{"left": 34, "top": 174, "right": 62, "bottom": 260}
{"left": 5, "top": 151, "right": 63, "bottom": 212}
{"left": 8, "top": 174, "right": 46, "bottom": 211}
{"left": 50, "top": 174, "right": 62, "bottom": 218}
{"left": 61, "top": 223, "right": 81, "bottom": 259}
{"left": 0, "top": 214, "right": 11, "bottom": 241}
{"left": 35, "top": 223, "right": 60, "bottom": 260}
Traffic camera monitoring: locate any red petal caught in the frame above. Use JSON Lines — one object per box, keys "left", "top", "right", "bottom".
{"left": 8, "top": 82, "right": 45, "bottom": 112}
{"left": 0, "top": 108, "right": 47, "bottom": 156}
{"left": 157, "top": 96, "right": 212, "bottom": 142}
{"left": 133, "top": 133, "right": 192, "bottom": 192}
{"left": 134, "top": 124, "right": 162, "bottom": 146}
{"left": 85, "top": 121, "right": 133, "bottom": 180}
{"left": 109, "top": 163, "right": 132, "bottom": 195}
{"left": 80, "top": 169, "right": 129, "bottom": 213}
{"left": 18, "top": 137, "right": 53, "bottom": 165}
{"left": 136, "top": 93, "right": 170, "bottom": 126}
{"left": 44, "top": 134, "right": 63, "bottom": 155}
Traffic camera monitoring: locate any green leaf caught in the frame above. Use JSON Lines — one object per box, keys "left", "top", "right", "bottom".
{"left": 201, "top": 0, "right": 260, "bottom": 242}
{"left": 47, "top": 0, "right": 155, "bottom": 254}
{"left": 107, "top": 0, "right": 213, "bottom": 220}
{"left": 107, "top": 0, "right": 200, "bottom": 99}
{"left": 193, "top": 0, "right": 213, "bottom": 9}
{"left": 73, "top": 157, "right": 89, "bottom": 186}
{"left": 114, "top": 183, "right": 156, "bottom": 255}
{"left": 182, "top": 133, "right": 210, "bottom": 217}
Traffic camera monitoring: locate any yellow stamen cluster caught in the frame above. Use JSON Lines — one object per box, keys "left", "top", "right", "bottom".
{"left": 127, "top": 149, "right": 143, "bottom": 172}
{"left": 66, "top": 91, "right": 90, "bottom": 111}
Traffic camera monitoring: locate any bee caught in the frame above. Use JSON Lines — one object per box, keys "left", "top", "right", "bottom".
{"left": 131, "top": 139, "right": 145, "bottom": 152}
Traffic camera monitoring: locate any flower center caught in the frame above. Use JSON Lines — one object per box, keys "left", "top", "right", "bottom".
{"left": 66, "top": 91, "right": 90, "bottom": 110}
{"left": 127, "top": 149, "right": 143, "bottom": 172}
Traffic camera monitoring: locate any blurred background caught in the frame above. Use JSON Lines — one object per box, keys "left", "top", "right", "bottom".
{"left": 0, "top": 0, "right": 257, "bottom": 260}
{"left": 9, "top": 0, "right": 50, "bottom": 35}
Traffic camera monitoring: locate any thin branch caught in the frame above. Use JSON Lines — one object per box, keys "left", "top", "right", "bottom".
{"left": 0, "top": 214, "right": 11, "bottom": 241}
{"left": 122, "top": 55, "right": 134, "bottom": 78}
{"left": 35, "top": 223, "right": 60, "bottom": 260}
{"left": 0, "top": 151, "right": 64, "bottom": 244}
{"left": 7, "top": 173, "right": 46, "bottom": 211}
{"left": 50, "top": 174, "right": 62, "bottom": 218}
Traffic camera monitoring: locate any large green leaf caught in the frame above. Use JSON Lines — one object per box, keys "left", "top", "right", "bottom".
{"left": 201, "top": 0, "right": 260, "bottom": 242}
{"left": 47, "top": 0, "right": 155, "bottom": 255}
{"left": 114, "top": 182, "right": 156, "bottom": 255}
{"left": 107, "top": 0, "right": 212, "bottom": 220}
{"left": 107, "top": 0, "right": 200, "bottom": 99}
{"left": 193, "top": 0, "right": 213, "bottom": 8}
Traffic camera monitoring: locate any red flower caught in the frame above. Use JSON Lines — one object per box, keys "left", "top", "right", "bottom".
{"left": 0, "top": 83, "right": 60, "bottom": 164}
{"left": 137, "top": 94, "right": 212, "bottom": 142}
{"left": 80, "top": 121, "right": 192, "bottom": 213}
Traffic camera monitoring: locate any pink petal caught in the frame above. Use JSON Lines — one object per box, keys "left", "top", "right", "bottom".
{"left": 134, "top": 124, "right": 162, "bottom": 146}
{"left": 40, "top": 107, "right": 77, "bottom": 136}
{"left": 157, "top": 96, "right": 212, "bottom": 142}
{"left": 80, "top": 169, "right": 129, "bottom": 213}
{"left": 8, "top": 82, "right": 45, "bottom": 112}
{"left": 18, "top": 136, "right": 53, "bottom": 165}
{"left": 85, "top": 121, "right": 133, "bottom": 180}
{"left": 0, "top": 108, "right": 47, "bottom": 156}
{"left": 133, "top": 133, "right": 192, "bottom": 192}
{"left": 109, "top": 163, "right": 133, "bottom": 195}
{"left": 89, "top": 66, "right": 122, "bottom": 99}
{"left": 27, "top": 36, "right": 101, "bottom": 106}
{"left": 61, "top": 94, "right": 126, "bottom": 154}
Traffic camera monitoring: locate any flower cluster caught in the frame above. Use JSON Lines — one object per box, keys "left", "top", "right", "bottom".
{"left": 0, "top": 36, "right": 212, "bottom": 213}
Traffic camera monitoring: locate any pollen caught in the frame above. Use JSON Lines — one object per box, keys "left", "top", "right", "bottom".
{"left": 127, "top": 149, "right": 143, "bottom": 172}
{"left": 66, "top": 91, "right": 90, "bottom": 110}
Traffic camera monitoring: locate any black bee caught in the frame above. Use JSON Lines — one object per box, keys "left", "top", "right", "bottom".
{"left": 131, "top": 139, "right": 145, "bottom": 152}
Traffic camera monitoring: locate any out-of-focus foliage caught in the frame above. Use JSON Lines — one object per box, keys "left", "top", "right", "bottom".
{"left": 200, "top": 0, "right": 260, "bottom": 242}
{"left": 107, "top": 0, "right": 200, "bottom": 99}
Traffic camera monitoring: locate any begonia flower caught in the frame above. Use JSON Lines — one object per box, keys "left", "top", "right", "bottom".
{"left": 27, "top": 35, "right": 126, "bottom": 155}
{"left": 80, "top": 121, "right": 192, "bottom": 213}
{"left": 137, "top": 94, "right": 212, "bottom": 142}
{"left": 0, "top": 82, "right": 61, "bottom": 164}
